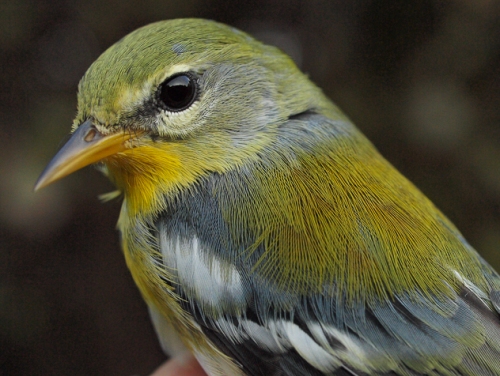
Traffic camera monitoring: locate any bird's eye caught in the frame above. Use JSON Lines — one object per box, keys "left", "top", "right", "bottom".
{"left": 157, "top": 73, "right": 198, "bottom": 112}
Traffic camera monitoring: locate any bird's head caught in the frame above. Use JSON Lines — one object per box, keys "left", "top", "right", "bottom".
{"left": 35, "top": 19, "right": 331, "bottom": 216}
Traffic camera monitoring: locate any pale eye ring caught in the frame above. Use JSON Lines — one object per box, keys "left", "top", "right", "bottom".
{"left": 157, "top": 73, "right": 198, "bottom": 112}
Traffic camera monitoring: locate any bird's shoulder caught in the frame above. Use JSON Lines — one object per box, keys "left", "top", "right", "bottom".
{"left": 154, "top": 219, "right": 500, "bottom": 375}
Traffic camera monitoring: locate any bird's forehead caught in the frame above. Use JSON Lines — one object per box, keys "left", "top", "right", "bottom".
{"left": 75, "top": 19, "right": 258, "bottom": 126}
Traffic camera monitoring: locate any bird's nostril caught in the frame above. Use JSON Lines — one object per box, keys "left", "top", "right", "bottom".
{"left": 84, "top": 128, "right": 98, "bottom": 142}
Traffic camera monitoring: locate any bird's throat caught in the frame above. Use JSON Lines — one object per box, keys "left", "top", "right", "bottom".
{"left": 104, "top": 143, "right": 202, "bottom": 217}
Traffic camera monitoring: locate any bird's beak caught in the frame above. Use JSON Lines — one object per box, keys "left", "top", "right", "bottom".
{"left": 35, "top": 120, "right": 135, "bottom": 191}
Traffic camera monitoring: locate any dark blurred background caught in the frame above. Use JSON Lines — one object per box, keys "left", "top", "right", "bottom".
{"left": 1, "top": 0, "right": 500, "bottom": 375}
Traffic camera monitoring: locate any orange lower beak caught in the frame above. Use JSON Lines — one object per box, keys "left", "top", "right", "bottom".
{"left": 35, "top": 120, "right": 136, "bottom": 191}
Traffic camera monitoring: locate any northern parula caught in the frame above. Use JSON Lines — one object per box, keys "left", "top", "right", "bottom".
{"left": 36, "top": 19, "right": 500, "bottom": 375}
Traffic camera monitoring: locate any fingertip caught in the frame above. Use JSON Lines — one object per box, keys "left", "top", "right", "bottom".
{"left": 150, "top": 356, "right": 207, "bottom": 376}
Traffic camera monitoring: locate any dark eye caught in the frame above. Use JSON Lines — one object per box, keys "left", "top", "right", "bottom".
{"left": 157, "top": 73, "right": 198, "bottom": 112}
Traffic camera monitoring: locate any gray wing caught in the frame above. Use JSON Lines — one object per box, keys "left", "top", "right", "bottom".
{"left": 154, "top": 212, "right": 500, "bottom": 376}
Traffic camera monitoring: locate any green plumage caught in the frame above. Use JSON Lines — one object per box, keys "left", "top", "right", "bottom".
{"left": 54, "top": 18, "right": 500, "bottom": 375}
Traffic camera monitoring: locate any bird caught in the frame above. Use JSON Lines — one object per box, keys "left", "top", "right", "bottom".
{"left": 35, "top": 18, "right": 500, "bottom": 376}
